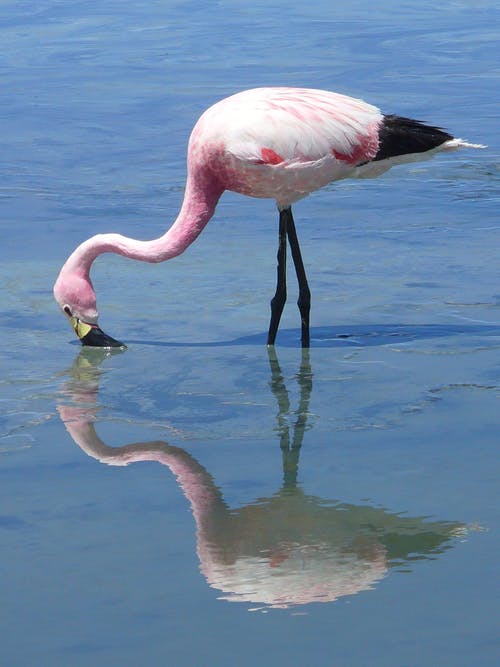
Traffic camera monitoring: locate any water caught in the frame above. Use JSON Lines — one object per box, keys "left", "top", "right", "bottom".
{"left": 1, "top": 1, "right": 499, "bottom": 665}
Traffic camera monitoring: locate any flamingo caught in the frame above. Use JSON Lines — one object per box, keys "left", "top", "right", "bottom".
{"left": 53, "top": 87, "right": 484, "bottom": 348}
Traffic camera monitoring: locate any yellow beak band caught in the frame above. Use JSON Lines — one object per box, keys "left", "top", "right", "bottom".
{"left": 70, "top": 316, "right": 93, "bottom": 339}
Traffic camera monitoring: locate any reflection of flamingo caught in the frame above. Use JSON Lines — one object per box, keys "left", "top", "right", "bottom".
{"left": 53, "top": 87, "right": 484, "bottom": 348}
{"left": 57, "top": 349, "right": 466, "bottom": 608}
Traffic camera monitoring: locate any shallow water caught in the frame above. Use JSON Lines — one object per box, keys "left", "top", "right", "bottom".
{"left": 1, "top": 1, "right": 499, "bottom": 665}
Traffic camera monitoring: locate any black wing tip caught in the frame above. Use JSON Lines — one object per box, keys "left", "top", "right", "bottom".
{"left": 373, "top": 114, "right": 454, "bottom": 162}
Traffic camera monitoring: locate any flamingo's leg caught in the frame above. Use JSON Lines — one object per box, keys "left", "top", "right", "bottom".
{"left": 284, "top": 208, "right": 311, "bottom": 348}
{"left": 267, "top": 210, "right": 288, "bottom": 346}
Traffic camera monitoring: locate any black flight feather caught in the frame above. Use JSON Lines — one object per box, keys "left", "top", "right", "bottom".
{"left": 373, "top": 114, "right": 453, "bottom": 162}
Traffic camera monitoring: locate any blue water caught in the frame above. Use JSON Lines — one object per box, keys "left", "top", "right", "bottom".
{"left": 1, "top": 1, "right": 499, "bottom": 665}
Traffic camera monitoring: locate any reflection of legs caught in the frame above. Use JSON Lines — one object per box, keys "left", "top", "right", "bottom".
{"left": 267, "top": 348, "right": 313, "bottom": 487}
{"left": 268, "top": 346, "right": 291, "bottom": 426}
{"left": 285, "top": 208, "right": 311, "bottom": 348}
{"left": 292, "top": 349, "right": 312, "bottom": 450}
{"left": 267, "top": 210, "right": 288, "bottom": 346}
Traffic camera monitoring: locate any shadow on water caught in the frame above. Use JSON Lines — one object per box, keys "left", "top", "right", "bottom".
{"left": 57, "top": 348, "right": 470, "bottom": 609}
{"left": 122, "top": 322, "right": 500, "bottom": 348}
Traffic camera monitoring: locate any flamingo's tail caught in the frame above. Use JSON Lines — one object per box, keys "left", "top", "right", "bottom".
{"left": 442, "top": 138, "right": 487, "bottom": 151}
{"left": 374, "top": 115, "right": 486, "bottom": 161}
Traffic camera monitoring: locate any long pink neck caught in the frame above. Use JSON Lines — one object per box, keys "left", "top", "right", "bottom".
{"left": 64, "top": 167, "right": 224, "bottom": 274}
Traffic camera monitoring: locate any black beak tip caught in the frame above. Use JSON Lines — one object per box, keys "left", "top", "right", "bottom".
{"left": 80, "top": 326, "right": 126, "bottom": 349}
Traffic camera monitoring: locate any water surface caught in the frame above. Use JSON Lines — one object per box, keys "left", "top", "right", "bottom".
{"left": 1, "top": 1, "right": 499, "bottom": 666}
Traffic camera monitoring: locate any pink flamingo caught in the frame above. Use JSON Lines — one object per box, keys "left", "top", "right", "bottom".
{"left": 53, "top": 87, "right": 484, "bottom": 348}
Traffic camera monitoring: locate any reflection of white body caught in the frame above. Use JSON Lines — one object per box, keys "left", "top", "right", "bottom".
{"left": 201, "top": 543, "right": 387, "bottom": 608}
{"left": 58, "top": 351, "right": 463, "bottom": 609}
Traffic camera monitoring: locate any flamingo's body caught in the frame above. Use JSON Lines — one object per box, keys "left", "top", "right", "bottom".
{"left": 53, "top": 87, "right": 483, "bottom": 347}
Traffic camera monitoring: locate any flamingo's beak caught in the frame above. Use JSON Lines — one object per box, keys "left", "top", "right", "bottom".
{"left": 69, "top": 316, "right": 125, "bottom": 348}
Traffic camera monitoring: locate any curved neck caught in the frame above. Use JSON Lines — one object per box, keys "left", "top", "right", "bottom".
{"left": 64, "top": 167, "right": 224, "bottom": 275}
{"left": 59, "top": 406, "right": 229, "bottom": 520}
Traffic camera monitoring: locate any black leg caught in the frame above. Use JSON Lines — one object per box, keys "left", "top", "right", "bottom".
{"left": 285, "top": 208, "right": 311, "bottom": 348}
{"left": 267, "top": 209, "right": 288, "bottom": 346}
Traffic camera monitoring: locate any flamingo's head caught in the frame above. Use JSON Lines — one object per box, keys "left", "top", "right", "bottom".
{"left": 54, "top": 268, "right": 124, "bottom": 348}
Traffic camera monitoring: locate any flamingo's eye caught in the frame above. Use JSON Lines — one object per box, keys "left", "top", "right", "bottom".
{"left": 63, "top": 306, "right": 72, "bottom": 317}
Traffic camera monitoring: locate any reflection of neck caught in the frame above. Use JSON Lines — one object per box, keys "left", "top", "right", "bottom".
{"left": 60, "top": 347, "right": 317, "bottom": 561}
{"left": 58, "top": 407, "right": 229, "bottom": 528}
